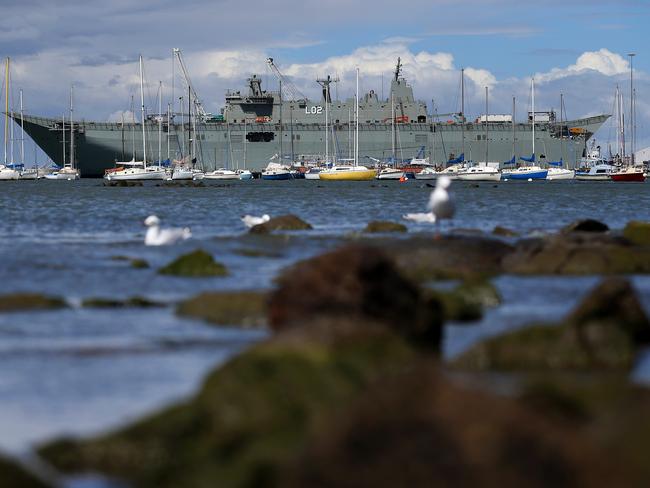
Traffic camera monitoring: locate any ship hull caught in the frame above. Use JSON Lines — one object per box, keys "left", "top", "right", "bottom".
{"left": 17, "top": 114, "right": 610, "bottom": 178}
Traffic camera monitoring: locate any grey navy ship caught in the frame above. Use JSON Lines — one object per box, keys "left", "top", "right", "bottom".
{"left": 17, "top": 59, "right": 609, "bottom": 177}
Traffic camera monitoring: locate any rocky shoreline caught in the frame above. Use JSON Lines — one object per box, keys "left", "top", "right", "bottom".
{"left": 3, "top": 218, "right": 650, "bottom": 486}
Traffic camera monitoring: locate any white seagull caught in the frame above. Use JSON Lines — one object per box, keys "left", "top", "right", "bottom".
{"left": 241, "top": 214, "right": 271, "bottom": 228}
{"left": 403, "top": 176, "right": 455, "bottom": 230}
{"left": 144, "top": 215, "right": 191, "bottom": 246}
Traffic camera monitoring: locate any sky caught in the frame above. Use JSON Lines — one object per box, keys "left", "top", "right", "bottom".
{"left": 0, "top": 0, "right": 647, "bottom": 162}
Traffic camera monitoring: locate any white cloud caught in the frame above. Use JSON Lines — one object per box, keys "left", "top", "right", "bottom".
{"left": 536, "top": 48, "right": 630, "bottom": 82}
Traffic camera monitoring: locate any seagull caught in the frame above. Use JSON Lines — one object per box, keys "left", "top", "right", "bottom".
{"left": 403, "top": 176, "right": 454, "bottom": 234}
{"left": 241, "top": 214, "right": 270, "bottom": 228}
{"left": 144, "top": 215, "right": 191, "bottom": 246}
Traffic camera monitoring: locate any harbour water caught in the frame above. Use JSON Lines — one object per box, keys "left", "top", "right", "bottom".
{"left": 1, "top": 178, "right": 650, "bottom": 455}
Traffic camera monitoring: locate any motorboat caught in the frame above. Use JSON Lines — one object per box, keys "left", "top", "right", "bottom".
{"left": 575, "top": 163, "right": 615, "bottom": 181}
{"left": 45, "top": 166, "right": 80, "bottom": 180}
{"left": 457, "top": 164, "right": 501, "bottom": 181}
{"left": 376, "top": 167, "right": 404, "bottom": 180}
{"left": 261, "top": 162, "right": 292, "bottom": 180}
{"left": 170, "top": 166, "right": 194, "bottom": 180}
{"left": 610, "top": 165, "right": 646, "bottom": 182}
{"left": 319, "top": 164, "right": 376, "bottom": 181}
{"left": 204, "top": 168, "right": 239, "bottom": 180}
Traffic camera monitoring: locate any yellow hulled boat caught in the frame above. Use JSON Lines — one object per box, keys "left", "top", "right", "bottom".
{"left": 318, "top": 165, "right": 376, "bottom": 181}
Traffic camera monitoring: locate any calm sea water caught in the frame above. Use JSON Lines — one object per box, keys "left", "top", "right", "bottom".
{"left": 1, "top": 178, "right": 650, "bottom": 455}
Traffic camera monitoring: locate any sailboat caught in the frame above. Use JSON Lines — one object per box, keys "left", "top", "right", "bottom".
{"left": 105, "top": 56, "right": 166, "bottom": 181}
{"left": 320, "top": 68, "right": 376, "bottom": 181}
{"left": 458, "top": 87, "right": 501, "bottom": 181}
{"left": 48, "top": 86, "right": 80, "bottom": 180}
{"left": 611, "top": 57, "right": 645, "bottom": 182}
{"left": 502, "top": 78, "right": 548, "bottom": 180}
{"left": 546, "top": 95, "right": 575, "bottom": 180}
{"left": 0, "top": 58, "right": 20, "bottom": 181}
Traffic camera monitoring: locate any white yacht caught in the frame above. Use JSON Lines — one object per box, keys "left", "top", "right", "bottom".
{"left": 204, "top": 168, "right": 240, "bottom": 180}
{"left": 376, "top": 167, "right": 404, "bottom": 180}
{"left": 457, "top": 164, "right": 501, "bottom": 181}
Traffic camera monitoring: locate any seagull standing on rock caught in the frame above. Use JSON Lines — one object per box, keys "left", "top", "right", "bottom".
{"left": 144, "top": 215, "right": 192, "bottom": 246}
{"left": 403, "top": 176, "right": 455, "bottom": 232}
{"left": 241, "top": 214, "right": 270, "bottom": 228}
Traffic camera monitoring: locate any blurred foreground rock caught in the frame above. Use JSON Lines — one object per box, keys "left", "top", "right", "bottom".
{"left": 158, "top": 249, "right": 228, "bottom": 277}
{"left": 0, "top": 455, "right": 51, "bottom": 488}
{"left": 0, "top": 293, "right": 66, "bottom": 312}
{"left": 177, "top": 291, "right": 267, "bottom": 328}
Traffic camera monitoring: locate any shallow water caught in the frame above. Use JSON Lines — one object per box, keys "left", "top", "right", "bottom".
{"left": 1, "top": 178, "right": 650, "bottom": 454}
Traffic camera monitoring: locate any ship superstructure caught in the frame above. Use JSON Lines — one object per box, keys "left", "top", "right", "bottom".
{"left": 16, "top": 59, "right": 608, "bottom": 177}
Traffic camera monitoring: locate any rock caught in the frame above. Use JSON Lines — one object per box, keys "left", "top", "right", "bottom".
{"left": 0, "top": 293, "right": 67, "bottom": 312}
{"left": 362, "top": 221, "right": 407, "bottom": 234}
{"left": 176, "top": 291, "right": 267, "bottom": 328}
{"left": 0, "top": 455, "right": 51, "bottom": 488}
{"left": 492, "top": 225, "right": 519, "bottom": 237}
{"left": 249, "top": 214, "right": 312, "bottom": 234}
{"left": 233, "top": 248, "right": 283, "bottom": 258}
{"left": 81, "top": 297, "right": 162, "bottom": 308}
{"left": 103, "top": 180, "right": 142, "bottom": 187}
{"left": 130, "top": 259, "right": 150, "bottom": 269}
{"left": 623, "top": 220, "right": 650, "bottom": 245}
{"left": 268, "top": 245, "right": 443, "bottom": 349}
{"left": 283, "top": 364, "right": 626, "bottom": 488}
{"left": 431, "top": 280, "right": 501, "bottom": 322}
{"left": 387, "top": 235, "right": 515, "bottom": 281}
{"left": 452, "top": 278, "right": 650, "bottom": 371}
{"left": 503, "top": 233, "right": 650, "bottom": 275}
{"left": 562, "top": 219, "right": 609, "bottom": 234}
{"left": 38, "top": 324, "right": 417, "bottom": 488}
{"left": 158, "top": 249, "right": 228, "bottom": 277}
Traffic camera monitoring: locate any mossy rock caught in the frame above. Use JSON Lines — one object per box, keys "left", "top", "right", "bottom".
{"left": 249, "top": 214, "right": 312, "bottom": 234}
{"left": 431, "top": 280, "right": 500, "bottom": 323}
{"left": 362, "top": 221, "right": 407, "bottom": 234}
{"left": 623, "top": 221, "right": 650, "bottom": 246}
{"left": 0, "top": 455, "right": 51, "bottom": 488}
{"left": 176, "top": 291, "right": 267, "bottom": 328}
{"left": 452, "top": 278, "right": 649, "bottom": 371}
{"left": 158, "top": 250, "right": 228, "bottom": 277}
{"left": 492, "top": 225, "right": 519, "bottom": 237}
{"left": 0, "top": 293, "right": 67, "bottom": 312}
{"left": 38, "top": 325, "right": 416, "bottom": 488}
{"left": 130, "top": 259, "right": 150, "bottom": 269}
{"left": 81, "top": 296, "right": 162, "bottom": 308}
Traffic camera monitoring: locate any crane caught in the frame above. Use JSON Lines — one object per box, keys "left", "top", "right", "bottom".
{"left": 173, "top": 48, "right": 208, "bottom": 119}
{"left": 266, "top": 57, "right": 307, "bottom": 102}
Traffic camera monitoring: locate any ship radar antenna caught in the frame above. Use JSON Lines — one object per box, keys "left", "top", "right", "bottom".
{"left": 394, "top": 57, "right": 402, "bottom": 81}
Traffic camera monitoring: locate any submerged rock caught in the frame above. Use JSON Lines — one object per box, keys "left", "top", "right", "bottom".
{"left": 249, "top": 214, "right": 312, "bottom": 234}
{"left": 103, "top": 180, "right": 142, "bottom": 187}
{"left": 452, "top": 278, "right": 650, "bottom": 371}
{"left": 176, "top": 291, "right": 267, "bottom": 328}
{"left": 362, "top": 220, "right": 407, "bottom": 234}
{"left": 130, "top": 258, "right": 150, "bottom": 269}
{"left": 158, "top": 249, "right": 228, "bottom": 277}
{"left": 269, "top": 245, "right": 443, "bottom": 349}
{"left": 492, "top": 225, "right": 519, "bottom": 237}
{"left": 623, "top": 220, "right": 650, "bottom": 246}
{"left": 0, "top": 455, "right": 51, "bottom": 488}
{"left": 0, "top": 293, "right": 66, "bottom": 312}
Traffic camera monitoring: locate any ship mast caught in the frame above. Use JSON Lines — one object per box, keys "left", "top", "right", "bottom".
{"left": 69, "top": 85, "right": 74, "bottom": 169}
{"left": 3, "top": 57, "right": 8, "bottom": 165}
{"left": 391, "top": 92, "right": 396, "bottom": 164}
{"left": 531, "top": 77, "right": 536, "bottom": 162}
{"left": 512, "top": 96, "right": 516, "bottom": 162}
{"left": 355, "top": 67, "right": 359, "bottom": 167}
{"left": 484, "top": 86, "right": 488, "bottom": 165}
{"left": 461, "top": 68, "right": 465, "bottom": 159}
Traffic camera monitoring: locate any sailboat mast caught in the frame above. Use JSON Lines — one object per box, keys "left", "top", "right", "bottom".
{"left": 531, "top": 77, "right": 536, "bottom": 160}
{"left": 391, "top": 93, "right": 395, "bottom": 164}
{"left": 325, "top": 80, "right": 329, "bottom": 165}
{"left": 167, "top": 103, "right": 171, "bottom": 160}
{"left": 355, "top": 67, "right": 359, "bottom": 167}
{"left": 139, "top": 55, "right": 146, "bottom": 168}
{"left": 559, "top": 93, "right": 564, "bottom": 163}
{"left": 131, "top": 95, "right": 135, "bottom": 160}
{"left": 69, "top": 85, "right": 74, "bottom": 169}
{"left": 484, "top": 86, "right": 488, "bottom": 165}
{"left": 121, "top": 112, "right": 125, "bottom": 161}
{"left": 244, "top": 117, "right": 247, "bottom": 169}
{"left": 3, "top": 58, "right": 8, "bottom": 165}
{"left": 20, "top": 89, "right": 24, "bottom": 164}
{"left": 628, "top": 53, "right": 635, "bottom": 163}
{"left": 512, "top": 97, "right": 517, "bottom": 159}
{"left": 461, "top": 68, "right": 465, "bottom": 158}
{"left": 62, "top": 114, "right": 66, "bottom": 167}
{"left": 158, "top": 81, "right": 162, "bottom": 164}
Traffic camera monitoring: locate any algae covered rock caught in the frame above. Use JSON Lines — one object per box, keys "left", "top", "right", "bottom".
{"left": 269, "top": 245, "right": 443, "bottom": 349}
{"left": 452, "top": 278, "right": 650, "bottom": 371}
{"left": 177, "top": 291, "right": 267, "bottom": 328}
{"left": 81, "top": 296, "right": 162, "bottom": 308}
{"left": 38, "top": 324, "right": 416, "bottom": 488}
{"left": 158, "top": 249, "right": 228, "bottom": 277}
{"left": 623, "top": 220, "right": 650, "bottom": 246}
{"left": 0, "top": 455, "right": 51, "bottom": 488}
{"left": 362, "top": 220, "right": 407, "bottom": 234}
{"left": 249, "top": 214, "right": 312, "bottom": 234}
{"left": 0, "top": 293, "right": 66, "bottom": 312}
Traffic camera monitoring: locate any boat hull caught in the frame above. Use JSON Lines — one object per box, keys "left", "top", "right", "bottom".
{"left": 105, "top": 170, "right": 165, "bottom": 181}
{"left": 0, "top": 169, "right": 20, "bottom": 180}
{"left": 319, "top": 169, "right": 376, "bottom": 181}
{"left": 376, "top": 171, "right": 404, "bottom": 180}
{"left": 457, "top": 172, "right": 501, "bottom": 182}
{"left": 502, "top": 170, "right": 548, "bottom": 180}
{"left": 611, "top": 172, "right": 645, "bottom": 182}
{"left": 546, "top": 169, "right": 575, "bottom": 180}
{"left": 304, "top": 172, "right": 321, "bottom": 180}
{"left": 261, "top": 172, "right": 292, "bottom": 180}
